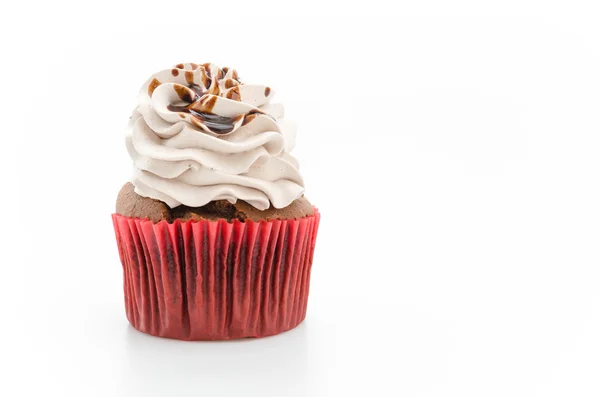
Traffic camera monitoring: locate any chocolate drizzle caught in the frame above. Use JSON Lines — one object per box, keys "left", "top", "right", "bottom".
{"left": 202, "top": 63, "right": 212, "bottom": 79}
{"left": 189, "top": 112, "right": 243, "bottom": 134}
{"left": 173, "top": 84, "right": 197, "bottom": 103}
{"left": 225, "top": 86, "right": 241, "bottom": 101}
{"left": 168, "top": 92, "right": 267, "bottom": 135}
{"left": 242, "top": 111, "right": 259, "bottom": 126}
{"left": 148, "top": 78, "right": 161, "bottom": 96}
{"left": 185, "top": 70, "right": 195, "bottom": 85}
{"left": 188, "top": 84, "right": 206, "bottom": 98}
{"left": 168, "top": 102, "right": 244, "bottom": 134}
{"left": 162, "top": 64, "right": 263, "bottom": 135}
{"left": 224, "top": 78, "right": 238, "bottom": 89}
{"left": 167, "top": 94, "right": 214, "bottom": 116}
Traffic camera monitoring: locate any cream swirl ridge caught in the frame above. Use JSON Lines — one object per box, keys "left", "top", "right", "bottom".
{"left": 126, "top": 63, "right": 304, "bottom": 211}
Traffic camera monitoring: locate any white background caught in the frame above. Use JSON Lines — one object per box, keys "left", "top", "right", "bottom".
{"left": 5, "top": 1, "right": 600, "bottom": 396}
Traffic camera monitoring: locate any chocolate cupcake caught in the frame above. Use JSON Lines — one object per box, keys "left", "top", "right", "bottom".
{"left": 112, "top": 63, "right": 320, "bottom": 340}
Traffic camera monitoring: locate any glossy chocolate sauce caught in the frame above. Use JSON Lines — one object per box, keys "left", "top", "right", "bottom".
{"left": 190, "top": 112, "right": 243, "bottom": 134}
{"left": 168, "top": 97, "right": 266, "bottom": 134}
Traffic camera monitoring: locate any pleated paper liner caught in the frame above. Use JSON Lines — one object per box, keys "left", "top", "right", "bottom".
{"left": 112, "top": 209, "right": 320, "bottom": 340}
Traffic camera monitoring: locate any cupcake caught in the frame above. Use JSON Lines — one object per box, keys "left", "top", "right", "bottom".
{"left": 112, "top": 63, "right": 320, "bottom": 340}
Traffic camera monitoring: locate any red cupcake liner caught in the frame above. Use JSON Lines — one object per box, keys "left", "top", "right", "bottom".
{"left": 112, "top": 210, "right": 320, "bottom": 340}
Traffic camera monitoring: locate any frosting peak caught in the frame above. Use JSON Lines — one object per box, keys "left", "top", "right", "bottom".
{"left": 126, "top": 63, "right": 304, "bottom": 211}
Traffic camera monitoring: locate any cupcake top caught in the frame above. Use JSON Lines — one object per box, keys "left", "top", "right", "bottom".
{"left": 126, "top": 63, "right": 304, "bottom": 211}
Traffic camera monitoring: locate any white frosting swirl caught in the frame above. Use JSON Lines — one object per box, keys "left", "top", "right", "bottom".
{"left": 127, "top": 63, "right": 304, "bottom": 211}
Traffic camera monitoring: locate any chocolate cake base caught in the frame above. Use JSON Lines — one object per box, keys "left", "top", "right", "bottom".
{"left": 116, "top": 183, "right": 314, "bottom": 223}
